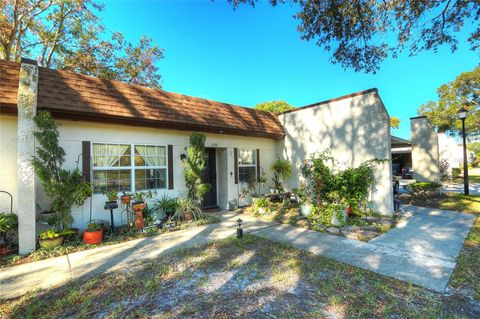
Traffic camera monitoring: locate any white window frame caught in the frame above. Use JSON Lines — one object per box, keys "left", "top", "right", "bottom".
{"left": 92, "top": 142, "right": 168, "bottom": 193}
{"left": 238, "top": 149, "right": 257, "bottom": 183}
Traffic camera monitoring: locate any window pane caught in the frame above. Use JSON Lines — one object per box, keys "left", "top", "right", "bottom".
{"left": 239, "top": 166, "right": 256, "bottom": 183}
{"left": 239, "top": 149, "right": 256, "bottom": 165}
{"left": 93, "top": 144, "right": 131, "bottom": 167}
{"left": 135, "top": 145, "right": 166, "bottom": 167}
{"left": 135, "top": 168, "right": 166, "bottom": 190}
{"left": 93, "top": 169, "right": 131, "bottom": 193}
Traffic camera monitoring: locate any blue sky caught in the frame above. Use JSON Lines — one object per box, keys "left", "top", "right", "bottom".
{"left": 102, "top": 0, "right": 478, "bottom": 139}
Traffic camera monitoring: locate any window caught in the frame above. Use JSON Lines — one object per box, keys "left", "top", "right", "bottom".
{"left": 238, "top": 149, "right": 256, "bottom": 183}
{"left": 92, "top": 143, "right": 167, "bottom": 193}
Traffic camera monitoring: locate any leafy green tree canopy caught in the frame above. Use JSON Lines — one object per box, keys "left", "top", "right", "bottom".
{"left": 418, "top": 66, "right": 479, "bottom": 138}
{"left": 1, "top": 0, "right": 163, "bottom": 88}
{"left": 390, "top": 116, "right": 400, "bottom": 129}
{"left": 255, "top": 100, "right": 294, "bottom": 114}
{"left": 229, "top": 0, "right": 480, "bottom": 73}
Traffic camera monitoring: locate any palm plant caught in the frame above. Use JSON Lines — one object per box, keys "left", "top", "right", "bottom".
{"left": 270, "top": 159, "right": 292, "bottom": 190}
{"left": 172, "top": 198, "right": 204, "bottom": 221}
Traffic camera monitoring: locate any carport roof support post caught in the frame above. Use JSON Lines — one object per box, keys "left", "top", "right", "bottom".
{"left": 17, "top": 58, "right": 38, "bottom": 255}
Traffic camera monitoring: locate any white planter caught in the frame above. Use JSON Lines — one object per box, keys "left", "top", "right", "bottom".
{"left": 258, "top": 207, "right": 268, "bottom": 215}
{"left": 299, "top": 204, "right": 312, "bottom": 217}
{"left": 331, "top": 209, "right": 347, "bottom": 226}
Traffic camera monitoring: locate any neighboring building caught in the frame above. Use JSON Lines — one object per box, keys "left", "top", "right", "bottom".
{"left": 391, "top": 135, "right": 412, "bottom": 176}
{"left": 410, "top": 116, "right": 441, "bottom": 183}
{"left": 0, "top": 59, "right": 393, "bottom": 254}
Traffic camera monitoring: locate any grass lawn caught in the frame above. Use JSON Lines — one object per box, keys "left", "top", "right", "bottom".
{"left": 1, "top": 234, "right": 478, "bottom": 318}
{"left": 0, "top": 215, "right": 220, "bottom": 268}
{"left": 399, "top": 192, "right": 480, "bottom": 301}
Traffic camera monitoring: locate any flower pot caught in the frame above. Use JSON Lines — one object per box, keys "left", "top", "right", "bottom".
{"left": 132, "top": 201, "right": 146, "bottom": 211}
{"left": 39, "top": 236, "right": 63, "bottom": 250}
{"left": 258, "top": 207, "right": 268, "bottom": 215}
{"left": 0, "top": 244, "right": 11, "bottom": 256}
{"left": 134, "top": 210, "right": 145, "bottom": 229}
{"left": 331, "top": 209, "right": 347, "bottom": 227}
{"left": 83, "top": 230, "right": 103, "bottom": 245}
{"left": 121, "top": 195, "right": 131, "bottom": 205}
{"left": 346, "top": 206, "right": 352, "bottom": 217}
{"left": 183, "top": 211, "right": 193, "bottom": 221}
{"left": 270, "top": 189, "right": 275, "bottom": 194}
{"left": 300, "top": 204, "right": 312, "bottom": 217}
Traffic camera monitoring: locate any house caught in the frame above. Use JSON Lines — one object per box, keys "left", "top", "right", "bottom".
{"left": 0, "top": 58, "right": 393, "bottom": 254}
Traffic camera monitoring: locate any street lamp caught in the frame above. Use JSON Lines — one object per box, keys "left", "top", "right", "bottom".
{"left": 457, "top": 107, "right": 469, "bottom": 195}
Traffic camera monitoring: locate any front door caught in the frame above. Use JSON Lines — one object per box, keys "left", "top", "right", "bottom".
{"left": 201, "top": 148, "right": 217, "bottom": 208}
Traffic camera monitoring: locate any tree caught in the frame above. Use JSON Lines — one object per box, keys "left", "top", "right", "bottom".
{"left": 1, "top": 0, "right": 163, "bottom": 88}
{"left": 418, "top": 66, "right": 479, "bottom": 138}
{"left": 255, "top": 100, "right": 294, "bottom": 113}
{"left": 33, "top": 111, "right": 91, "bottom": 230}
{"left": 229, "top": 1, "right": 480, "bottom": 73}
{"left": 390, "top": 116, "right": 400, "bottom": 129}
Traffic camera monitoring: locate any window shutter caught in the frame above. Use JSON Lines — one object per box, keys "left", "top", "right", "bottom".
{"left": 168, "top": 145, "right": 174, "bottom": 190}
{"left": 256, "top": 149, "right": 260, "bottom": 182}
{"left": 82, "top": 141, "right": 91, "bottom": 183}
{"left": 234, "top": 148, "right": 238, "bottom": 184}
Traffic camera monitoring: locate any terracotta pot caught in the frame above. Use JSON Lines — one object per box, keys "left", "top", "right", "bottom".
{"left": 183, "top": 210, "right": 193, "bottom": 221}
{"left": 0, "top": 245, "right": 11, "bottom": 256}
{"left": 132, "top": 201, "right": 146, "bottom": 211}
{"left": 39, "top": 236, "right": 63, "bottom": 250}
{"left": 134, "top": 210, "right": 145, "bottom": 229}
{"left": 346, "top": 206, "right": 352, "bottom": 217}
{"left": 121, "top": 195, "right": 131, "bottom": 205}
{"left": 83, "top": 230, "right": 103, "bottom": 245}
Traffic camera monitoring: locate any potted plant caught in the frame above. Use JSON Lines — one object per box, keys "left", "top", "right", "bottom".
{"left": 0, "top": 213, "right": 18, "bottom": 256}
{"left": 121, "top": 192, "right": 132, "bottom": 205}
{"left": 254, "top": 197, "right": 271, "bottom": 215}
{"left": 294, "top": 185, "right": 313, "bottom": 217}
{"left": 131, "top": 191, "right": 155, "bottom": 229}
{"left": 173, "top": 198, "right": 204, "bottom": 222}
{"left": 39, "top": 228, "right": 74, "bottom": 250}
{"left": 83, "top": 221, "right": 103, "bottom": 245}
{"left": 155, "top": 194, "right": 178, "bottom": 220}
{"left": 270, "top": 159, "right": 292, "bottom": 193}
{"left": 104, "top": 190, "right": 119, "bottom": 209}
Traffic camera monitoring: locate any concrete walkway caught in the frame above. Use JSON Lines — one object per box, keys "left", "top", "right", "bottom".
{"left": 0, "top": 206, "right": 475, "bottom": 299}
{"left": 253, "top": 205, "right": 475, "bottom": 292}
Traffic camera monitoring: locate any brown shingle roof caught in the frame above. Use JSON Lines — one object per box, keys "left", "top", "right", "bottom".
{"left": 0, "top": 60, "right": 285, "bottom": 139}
{"left": 0, "top": 60, "right": 20, "bottom": 113}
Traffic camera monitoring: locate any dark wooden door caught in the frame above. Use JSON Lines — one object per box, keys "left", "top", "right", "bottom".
{"left": 201, "top": 148, "right": 217, "bottom": 208}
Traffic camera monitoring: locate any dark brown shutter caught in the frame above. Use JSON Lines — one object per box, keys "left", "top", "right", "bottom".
{"left": 168, "top": 145, "right": 174, "bottom": 190}
{"left": 256, "top": 149, "right": 260, "bottom": 182}
{"left": 82, "top": 141, "right": 91, "bottom": 183}
{"left": 234, "top": 148, "right": 238, "bottom": 184}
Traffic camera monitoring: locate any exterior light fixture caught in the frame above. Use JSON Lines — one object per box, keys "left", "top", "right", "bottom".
{"left": 457, "top": 107, "right": 469, "bottom": 195}
{"left": 180, "top": 153, "right": 187, "bottom": 162}
{"left": 237, "top": 218, "right": 243, "bottom": 238}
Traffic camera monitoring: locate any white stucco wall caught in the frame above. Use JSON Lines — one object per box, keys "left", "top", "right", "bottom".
{"left": 0, "top": 115, "right": 19, "bottom": 214}
{"left": 411, "top": 117, "right": 441, "bottom": 183}
{"left": 277, "top": 91, "right": 394, "bottom": 214}
{"left": 32, "top": 120, "right": 277, "bottom": 229}
{"left": 438, "top": 132, "right": 463, "bottom": 176}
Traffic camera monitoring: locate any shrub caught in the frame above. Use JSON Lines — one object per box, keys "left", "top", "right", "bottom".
{"left": 184, "top": 133, "right": 210, "bottom": 202}
{"left": 308, "top": 204, "right": 345, "bottom": 229}
{"left": 33, "top": 111, "right": 92, "bottom": 230}
{"left": 254, "top": 197, "right": 272, "bottom": 209}
{"left": 439, "top": 159, "right": 450, "bottom": 181}
{"left": 452, "top": 167, "right": 462, "bottom": 179}
{"left": 405, "top": 182, "right": 442, "bottom": 202}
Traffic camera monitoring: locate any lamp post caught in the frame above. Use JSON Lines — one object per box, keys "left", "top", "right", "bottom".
{"left": 457, "top": 107, "right": 469, "bottom": 195}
